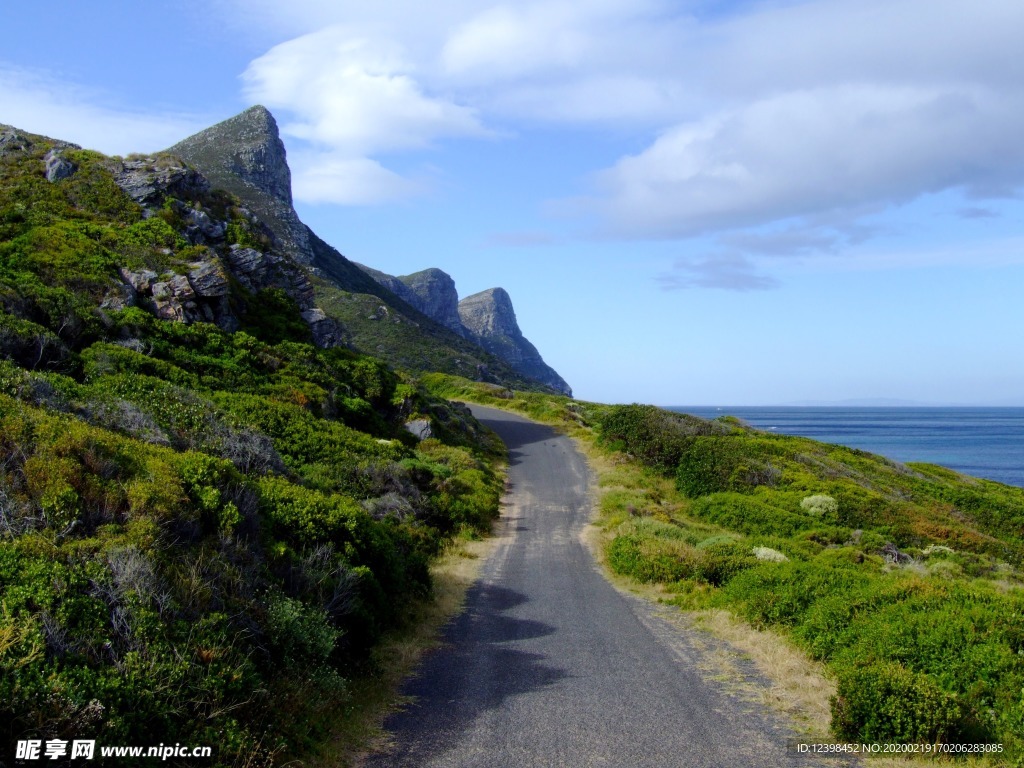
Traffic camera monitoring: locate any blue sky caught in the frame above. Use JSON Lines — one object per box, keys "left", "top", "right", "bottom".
{"left": 3, "top": 0, "right": 1024, "bottom": 405}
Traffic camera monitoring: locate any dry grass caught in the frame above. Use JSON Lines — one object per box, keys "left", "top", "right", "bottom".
{"left": 687, "top": 609, "right": 835, "bottom": 739}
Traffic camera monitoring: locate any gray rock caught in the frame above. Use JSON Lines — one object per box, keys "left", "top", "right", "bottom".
{"left": 187, "top": 261, "right": 229, "bottom": 297}
{"left": 114, "top": 157, "right": 209, "bottom": 206}
{"left": 0, "top": 127, "right": 31, "bottom": 155}
{"left": 43, "top": 149, "right": 76, "bottom": 182}
{"left": 120, "top": 268, "right": 159, "bottom": 293}
{"left": 225, "top": 245, "right": 315, "bottom": 310}
{"left": 167, "top": 274, "right": 195, "bottom": 302}
{"left": 184, "top": 208, "right": 227, "bottom": 242}
{"left": 166, "top": 106, "right": 313, "bottom": 263}
{"left": 404, "top": 419, "right": 433, "bottom": 440}
{"left": 100, "top": 283, "right": 136, "bottom": 311}
{"left": 459, "top": 288, "right": 572, "bottom": 396}
{"left": 301, "top": 307, "right": 348, "bottom": 349}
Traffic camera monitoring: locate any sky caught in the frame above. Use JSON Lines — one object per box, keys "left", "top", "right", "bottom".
{"left": 3, "top": 0, "right": 1024, "bottom": 405}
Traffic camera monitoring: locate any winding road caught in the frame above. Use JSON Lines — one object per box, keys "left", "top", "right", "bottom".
{"left": 365, "top": 405, "right": 845, "bottom": 767}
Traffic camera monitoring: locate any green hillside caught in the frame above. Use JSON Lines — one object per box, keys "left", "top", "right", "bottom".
{"left": 0, "top": 128, "right": 504, "bottom": 763}
{"left": 307, "top": 230, "right": 557, "bottom": 390}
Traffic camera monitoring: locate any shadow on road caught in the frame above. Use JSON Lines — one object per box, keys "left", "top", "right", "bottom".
{"left": 365, "top": 585, "right": 568, "bottom": 766}
{"left": 472, "top": 412, "right": 553, "bottom": 454}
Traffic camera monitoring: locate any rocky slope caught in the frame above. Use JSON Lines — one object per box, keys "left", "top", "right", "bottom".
{"left": 356, "top": 265, "right": 572, "bottom": 396}
{"left": 459, "top": 288, "right": 572, "bottom": 396}
{"left": 0, "top": 124, "right": 346, "bottom": 349}
{"left": 166, "top": 106, "right": 569, "bottom": 395}
{"left": 355, "top": 264, "right": 467, "bottom": 338}
{"left": 167, "top": 106, "right": 312, "bottom": 264}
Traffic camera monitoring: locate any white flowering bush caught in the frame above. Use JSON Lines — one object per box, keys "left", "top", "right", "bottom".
{"left": 800, "top": 494, "right": 838, "bottom": 517}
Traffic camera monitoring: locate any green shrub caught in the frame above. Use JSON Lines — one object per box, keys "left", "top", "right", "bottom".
{"left": 691, "top": 492, "right": 810, "bottom": 537}
{"left": 599, "top": 404, "right": 725, "bottom": 471}
{"left": 831, "top": 662, "right": 962, "bottom": 744}
{"left": 265, "top": 591, "right": 339, "bottom": 666}
{"left": 676, "top": 437, "right": 747, "bottom": 497}
{"left": 801, "top": 494, "right": 839, "bottom": 518}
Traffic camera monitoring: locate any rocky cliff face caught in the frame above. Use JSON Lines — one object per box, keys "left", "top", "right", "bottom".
{"left": 166, "top": 106, "right": 313, "bottom": 264}
{"left": 356, "top": 262, "right": 571, "bottom": 395}
{"left": 400, "top": 269, "right": 467, "bottom": 337}
{"left": 355, "top": 264, "right": 467, "bottom": 338}
{"left": 354, "top": 263, "right": 424, "bottom": 311}
{"left": 458, "top": 288, "right": 572, "bottom": 396}
{"left": 109, "top": 152, "right": 344, "bottom": 348}
{"left": 160, "top": 106, "right": 570, "bottom": 394}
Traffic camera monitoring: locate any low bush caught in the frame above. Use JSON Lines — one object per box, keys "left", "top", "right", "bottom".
{"left": 831, "top": 662, "right": 963, "bottom": 744}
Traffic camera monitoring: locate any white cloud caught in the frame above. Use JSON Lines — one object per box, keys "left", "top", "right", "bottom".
{"left": 243, "top": 29, "right": 486, "bottom": 155}
{"left": 287, "top": 150, "right": 424, "bottom": 205}
{"left": 586, "top": 83, "right": 1024, "bottom": 238}
{"left": 0, "top": 65, "right": 205, "bottom": 155}
{"left": 241, "top": 25, "right": 488, "bottom": 204}
{"left": 222, "top": 0, "right": 1024, "bottom": 268}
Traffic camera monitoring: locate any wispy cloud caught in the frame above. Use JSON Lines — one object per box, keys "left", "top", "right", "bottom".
{"left": 958, "top": 206, "right": 999, "bottom": 220}
{"left": 0, "top": 64, "right": 206, "bottom": 155}
{"left": 658, "top": 255, "right": 780, "bottom": 292}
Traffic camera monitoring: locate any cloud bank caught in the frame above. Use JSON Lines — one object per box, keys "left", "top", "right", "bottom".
{"left": 228, "top": 1, "right": 1024, "bottom": 285}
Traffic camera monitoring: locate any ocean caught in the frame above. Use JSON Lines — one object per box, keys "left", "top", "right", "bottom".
{"left": 667, "top": 407, "right": 1024, "bottom": 488}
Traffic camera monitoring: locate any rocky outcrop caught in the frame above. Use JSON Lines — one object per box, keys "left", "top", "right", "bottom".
{"left": 104, "top": 150, "right": 343, "bottom": 348}
{"left": 114, "top": 156, "right": 210, "bottom": 207}
{"left": 119, "top": 260, "right": 238, "bottom": 331}
{"left": 44, "top": 149, "right": 77, "bottom": 182}
{"left": 166, "top": 106, "right": 313, "bottom": 264}
{"left": 225, "top": 245, "right": 315, "bottom": 309}
{"left": 354, "top": 263, "right": 423, "bottom": 311}
{"left": 458, "top": 288, "right": 572, "bottom": 396}
{"left": 355, "top": 264, "right": 468, "bottom": 337}
{"left": 399, "top": 269, "right": 467, "bottom": 337}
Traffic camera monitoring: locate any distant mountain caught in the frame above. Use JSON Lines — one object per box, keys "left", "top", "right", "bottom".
{"left": 356, "top": 265, "right": 572, "bottom": 396}
{"left": 165, "top": 106, "right": 566, "bottom": 394}
{"left": 458, "top": 288, "right": 572, "bottom": 396}
{"left": 779, "top": 398, "right": 956, "bottom": 407}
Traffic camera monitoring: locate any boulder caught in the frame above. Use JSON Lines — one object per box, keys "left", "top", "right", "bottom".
{"left": 404, "top": 419, "right": 433, "bottom": 440}
{"left": 187, "top": 261, "right": 229, "bottom": 297}
{"left": 43, "top": 149, "right": 77, "bottom": 182}
{"left": 301, "top": 308, "right": 347, "bottom": 349}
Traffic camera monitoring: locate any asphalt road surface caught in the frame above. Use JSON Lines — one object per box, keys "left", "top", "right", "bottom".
{"left": 365, "top": 405, "right": 849, "bottom": 768}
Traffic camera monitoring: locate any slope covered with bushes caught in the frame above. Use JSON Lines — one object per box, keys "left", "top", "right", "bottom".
{"left": 0, "top": 128, "right": 504, "bottom": 764}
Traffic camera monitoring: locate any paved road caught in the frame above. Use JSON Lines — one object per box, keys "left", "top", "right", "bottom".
{"left": 365, "top": 405, "right": 844, "bottom": 768}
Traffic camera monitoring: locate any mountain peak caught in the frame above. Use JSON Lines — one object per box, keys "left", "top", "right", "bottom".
{"left": 168, "top": 105, "right": 291, "bottom": 206}
{"left": 458, "top": 288, "right": 572, "bottom": 396}
{"left": 458, "top": 288, "right": 517, "bottom": 337}
{"left": 166, "top": 105, "right": 313, "bottom": 261}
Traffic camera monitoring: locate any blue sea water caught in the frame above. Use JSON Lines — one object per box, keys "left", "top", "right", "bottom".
{"left": 667, "top": 407, "right": 1024, "bottom": 488}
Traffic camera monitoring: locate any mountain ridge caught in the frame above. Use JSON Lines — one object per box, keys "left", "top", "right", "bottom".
{"left": 166, "top": 107, "right": 570, "bottom": 396}
{"left": 356, "top": 264, "right": 572, "bottom": 396}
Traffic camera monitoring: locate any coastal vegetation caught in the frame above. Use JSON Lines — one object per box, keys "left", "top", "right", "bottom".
{"left": 425, "top": 375, "right": 1024, "bottom": 764}
{"left": 0, "top": 130, "right": 504, "bottom": 764}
